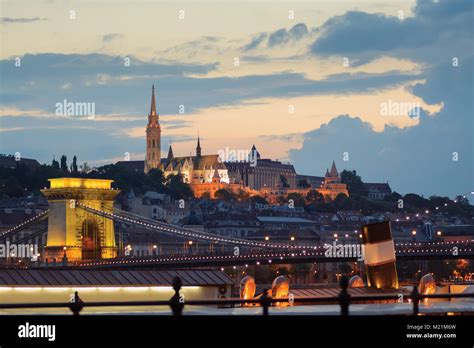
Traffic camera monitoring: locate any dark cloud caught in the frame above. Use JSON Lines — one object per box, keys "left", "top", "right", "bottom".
{"left": 291, "top": 58, "right": 473, "bottom": 197}
{"left": 243, "top": 23, "right": 310, "bottom": 50}
{"left": 310, "top": 0, "right": 473, "bottom": 64}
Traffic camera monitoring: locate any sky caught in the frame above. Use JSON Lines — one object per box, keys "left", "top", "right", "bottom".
{"left": 0, "top": 0, "right": 472, "bottom": 198}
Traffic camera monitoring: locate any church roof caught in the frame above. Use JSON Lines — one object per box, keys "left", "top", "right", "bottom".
{"left": 162, "top": 154, "right": 226, "bottom": 172}
{"left": 328, "top": 161, "right": 339, "bottom": 177}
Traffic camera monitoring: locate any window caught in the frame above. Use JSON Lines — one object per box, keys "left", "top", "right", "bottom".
{"left": 152, "top": 139, "right": 155, "bottom": 148}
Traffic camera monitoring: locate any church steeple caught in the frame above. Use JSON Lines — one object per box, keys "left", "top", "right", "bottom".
{"left": 150, "top": 84, "right": 157, "bottom": 116}
{"left": 145, "top": 84, "right": 161, "bottom": 174}
{"left": 329, "top": 160, "right": 339, "bottom": 177}
{"left": 167, "top": 142, "right": 174, "bottom": 159}
{"left": 196, "top": 133, "right": 201, "bottom": 157}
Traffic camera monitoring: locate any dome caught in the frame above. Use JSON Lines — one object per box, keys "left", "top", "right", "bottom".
{"left": 239, "top": 276, "right": 256, "bottom": 300}
{"left": 349, "top": 275, "right": 364, "bottom": 288}
{"left": 271, "top": 275, "right": 290, "bottom": 298}
{"left": 419, "top": 274, "right": 436, "bottom": 295}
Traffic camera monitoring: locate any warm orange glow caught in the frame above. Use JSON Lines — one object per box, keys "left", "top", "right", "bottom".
{"left": 240, "top": 276, "right": 256, "bottom": 302}
{"left": 48, "top": 178, "right": 113, "bottom": 189}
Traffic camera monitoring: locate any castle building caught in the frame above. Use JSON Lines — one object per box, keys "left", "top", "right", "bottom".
{"left": 317, "top": 161, "right": 349, "bottom": 200}
{"left": 225, "top": 145, "right": 297, "bottom": 190}
{"left": 142, "top": 85, "right": 229, "bottom": 184}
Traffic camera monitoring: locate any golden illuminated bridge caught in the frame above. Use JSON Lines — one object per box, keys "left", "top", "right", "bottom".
{"left": 0, "top": 178, "right": 472, "bottom": 269}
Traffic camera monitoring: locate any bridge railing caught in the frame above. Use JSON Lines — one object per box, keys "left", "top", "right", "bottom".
{"left": 1, "top": 276, "right": 473, "bottom": 316}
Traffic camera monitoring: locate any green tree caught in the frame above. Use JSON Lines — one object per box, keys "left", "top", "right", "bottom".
{"left": 214, "top": 188, "right": 233, "bottom": 201}
{"left": 340, "top": 170, "right": 364, "bottom": 196}
{"left": 306, "top": 189, "right": 323, "bottom": 203}
{"left": 166, "top": 173, "right": 194, "bottom": 200}
{"left": 71, "top": 155, "right": 78, "bottom": 173}
{"left": 52, "top": 157, "right": 60, "bottom": 170}
{"left": 60, "top": 155, "right": 68, "bottom": 172}
{"left": 287, "top": 192, "right": 305, "bottom": 207}
{"left": 251, "top": 195, "right": 268, "bottom": 205}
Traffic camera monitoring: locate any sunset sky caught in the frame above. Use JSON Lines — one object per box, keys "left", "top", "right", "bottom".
{"left": 0, "top": 0, "right": 472, "bottom": 197}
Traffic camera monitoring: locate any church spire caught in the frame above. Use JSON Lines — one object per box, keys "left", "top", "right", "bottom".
{"left": 196, "top": 133, "right": 201, "bottom": 157}
{"left": 167, "top": 141, "right": 174, "bottom": 159}
{"left": 150, "top": 84, "right": 156, "bottom": 116}
{"left": 329, "top": 160, "right": 339, "bottom": 177}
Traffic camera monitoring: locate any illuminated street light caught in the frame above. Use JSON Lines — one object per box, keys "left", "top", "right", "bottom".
{"left": 437, "top": 231, "right": 442, "bottom": 236}
{"left": 412, "top": 230, "right": 417, "bottom": 236}
{"left": 333, "top": 233, "right": 338, "bottom": 238}
{"left": 188, "top": 240, "right": 193, "bottom": 245}
{"left": 264, "top": 236, "right": 270, "bottom": 241}
{"left": 290, "top": 236, "right": 295, "bottom": 241}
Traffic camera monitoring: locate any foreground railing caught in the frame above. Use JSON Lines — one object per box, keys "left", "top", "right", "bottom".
{"left": 0, "top": 276, "right": 473, "bottom": 316}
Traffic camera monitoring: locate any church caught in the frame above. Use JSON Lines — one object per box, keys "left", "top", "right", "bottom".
{"left": 116, "top": 85, "right": 348, "bottom": 200}
{"left": 144, "top": 85, "right": 229, "bottom": 184}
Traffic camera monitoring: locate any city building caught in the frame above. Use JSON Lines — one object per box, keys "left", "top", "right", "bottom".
{"left": 362, "top": 182, "right": 392, "bottom": 200}
{"left": 225, "top": 145, "right": 297, "bottom": 190}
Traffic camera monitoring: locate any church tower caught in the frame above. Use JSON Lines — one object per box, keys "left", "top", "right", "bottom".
{"left": 145, "top": 85, "right": 161, "bottom": 173}
{"left": 196, "top": 134, "right": 202, "bottom": 157}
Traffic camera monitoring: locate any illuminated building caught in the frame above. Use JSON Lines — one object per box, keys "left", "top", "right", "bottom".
{"left": 41, "top": 178, "right": 120, "bottom": 261}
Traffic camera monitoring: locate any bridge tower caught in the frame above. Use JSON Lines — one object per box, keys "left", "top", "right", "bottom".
{"left": 41, "top": 178, "right": 120, "bottom": 261}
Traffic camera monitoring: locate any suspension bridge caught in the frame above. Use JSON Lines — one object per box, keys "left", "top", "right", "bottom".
{"left": 1, "top": 199, "right": 472, "bottom": 269}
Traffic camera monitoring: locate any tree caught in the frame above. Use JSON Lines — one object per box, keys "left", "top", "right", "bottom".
{"left": 4, "top": 176, "right": 24, "bottom": 197}
{"left": 71, "top": 155, "right": 78, "bottom": 173}
{"left": 235, "top": 189, "right": 250, "bottom": 201}
{"left": 146, "top": 168, "right": 166, "bottom": 192}
{"left": 251, "top": 195, "right": 268, "bottom": 205}
{"left": 52, "top": 157, "right": 60, "bottom": 170}
{"left": 340, "top": 170, "right": 364, "bottom": 196}
{"left": 306, "top": 189, "right": 323, "bottom": 203}
{"left": 166, "top": 173, "right": 194, "bottom": 200}
{"left": 60, "top": 155, "right": 68, "bottom": 172}
{"left": 214, "top": 188, "right": 233, "bottom": 202}
{"left": 80, "top": 162, "right": 91, "bottom": 173}
{"left": 287, "top": 192, "right": 305, "bottom": 207}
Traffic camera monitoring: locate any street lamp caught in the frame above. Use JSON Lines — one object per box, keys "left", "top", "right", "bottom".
{"left": 264, "top": 236, "right": 270, "bottom": 241}
{"left": 437, "top": 231, "right": 442, "bottom": 236}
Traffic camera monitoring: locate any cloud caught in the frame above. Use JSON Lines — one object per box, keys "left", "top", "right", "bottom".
{"left": 310, "top": 0, "right": 473, "bottom": 65}
{"left": 102, "top": 33, "right": 124, "bottom": 43}
{"left": 0, "top": 17, "right": 46, "bottom": 24}
{"left": 290, "top": 56, "right": 473, "bottom": 198}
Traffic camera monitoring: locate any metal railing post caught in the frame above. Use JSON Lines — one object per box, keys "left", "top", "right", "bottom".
{"left": 338, "top": 275, "right": 351, "bottom": 316}
{"left": 260, "top": 289, "right": 272, "bottom": 316}
{"left": 68, "top": 291, "right": 84, "bottom": 316}
{"left": 169, "top": 276, "right": 184, "bottom": 316}
{"left": 411, "top": 285, "right": 420, "bottom": 315}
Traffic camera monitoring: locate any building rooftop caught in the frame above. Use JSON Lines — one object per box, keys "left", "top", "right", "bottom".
{"left": 257, "top": 216, "right": 316, "bottom": 224}
{"left": 0, "top": 269, "right": 234, "bottom": 287}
